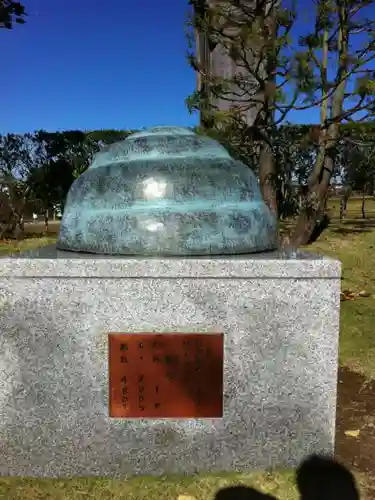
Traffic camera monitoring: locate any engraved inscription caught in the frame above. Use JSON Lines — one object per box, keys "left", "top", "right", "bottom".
{"left": 108, "top": 333, "right": 224, "bottom": 418}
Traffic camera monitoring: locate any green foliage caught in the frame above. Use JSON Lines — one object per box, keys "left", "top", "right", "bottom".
{"left": 27, "top": 160, "right": 75, "bottom": 212}
{"left": 289, "top": 0, "right": 375, "bottom": 121}
{"left": 85, "top": 129, "right": 135, "bottom": 144}
{"left": 0, "top": 0, "right": 26, "bottom": 28}
{"left": 187, "top": 0, "right": 375, "bottom": 244}
{"left": 0, "top": 129, "right": 134, "bottom": 233}
{"left": 187, "top": 0, "right": 375, "bottom": 138}
{"left": 186, "top": 0, "right": 298, "bottom": 131}
{"left": 339, "top": 124, "right": 375, "bottom": 193}
{"left": 2, "top": 123, "right": 375, "bottom": 234}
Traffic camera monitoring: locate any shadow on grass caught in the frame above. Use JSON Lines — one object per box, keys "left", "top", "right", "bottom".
{"left": 0, "top": 232, "right": 58, "bottom": 244}
{"left": 305, "top": 217, "right": 375, "bottom": 237}
{"left": 215, "top": 456, "right": 359, "bottom": 500}
{"left": 332, "top": 227, "right": 373, "bottom": 235}
{"left": 330, "top": 219, "right": 375, "bottom": 236}
{"left": 20, "top": 231, "right": 59, "bottom": 239}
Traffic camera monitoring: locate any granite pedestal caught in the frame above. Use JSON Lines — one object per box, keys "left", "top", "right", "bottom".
{"left": 0, "top": 246, "right": 341, "bottom": 477}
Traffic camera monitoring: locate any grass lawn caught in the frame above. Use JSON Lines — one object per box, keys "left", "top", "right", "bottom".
{"left": 0, "top": 204, "right": 374, "bottom": 499}
{"left": 326, "top": 196, "right": 375, "bottom": 219}
{"left": 0, "top": 471, "right": 298, "bottom": 500}
{"left": 0, "top": 236, "right": 56, "bottom": 256}
{"left": 310, "top": 220, "right": 375, "bottom": 380}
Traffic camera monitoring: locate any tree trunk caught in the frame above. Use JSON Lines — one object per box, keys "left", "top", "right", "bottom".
{"left": 362, "top": 192, "right": 366, "bottom": 219}
{"left": 288, "top": 3, "right": 348, "bottom": 248}
{"left": 44, "top": 209, "right": 49, "bottom": 232}
{"left": 0, "top": 223, "right": 6, "bottom": 240}
{"left": 289, "top": 145, "right": 336, "bottom": 247}
{"left": 340, "top": 199, "right": 345, "bottom": 220}
{"left": 259, "top": 142, "right": 278, "bottom": 217}
{"left": 340, "top": 185, "right": 352, "bottom": 220}
{"left": 18, "top": 214, "right": 24, "bottom": 232}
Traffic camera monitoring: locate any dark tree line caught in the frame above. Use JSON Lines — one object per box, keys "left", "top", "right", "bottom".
{"left": 1, "top": 123, "right": 375, "bottom": 239}
{"left": 0, "top": 129, "right": 134, "bottom": 237}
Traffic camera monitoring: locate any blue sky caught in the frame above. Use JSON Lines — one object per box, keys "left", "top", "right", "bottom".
{"left": 2, "top": 0, "right": 198, "bottom": 134}
{"left": 1, "top": 0, "right": 339, "bottom": 135}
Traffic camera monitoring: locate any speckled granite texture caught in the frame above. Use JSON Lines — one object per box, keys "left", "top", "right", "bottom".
{"left": 0, "top": 250, "right": 341, "bottom": 477}
{"left": 57, "top": 126, "right": 277, "bottom": 256}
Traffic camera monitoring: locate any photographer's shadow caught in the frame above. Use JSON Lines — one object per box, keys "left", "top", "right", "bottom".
{"left": 214, "top": 455, "right": 359, "bottom": 500}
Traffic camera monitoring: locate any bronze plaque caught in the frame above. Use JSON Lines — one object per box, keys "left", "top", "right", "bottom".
{"left": 108, "top": 333, "right": 224, "bottom": 418}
